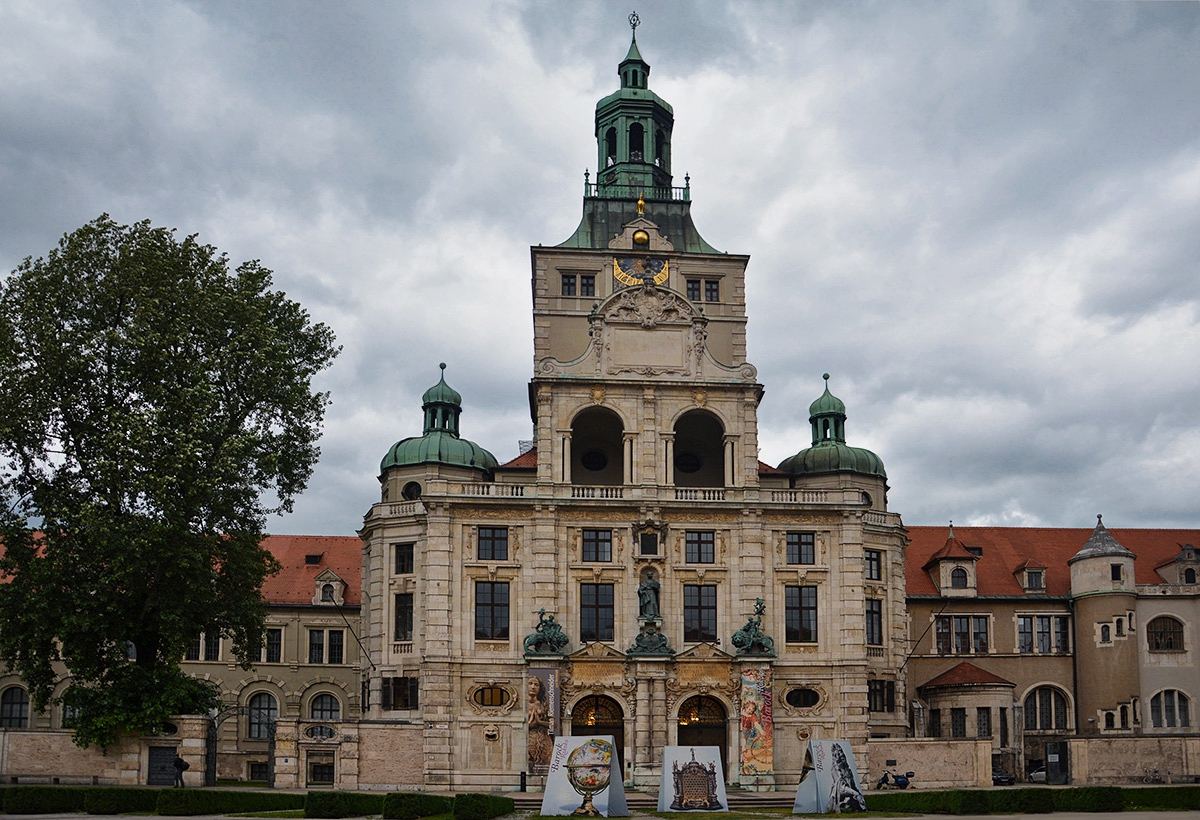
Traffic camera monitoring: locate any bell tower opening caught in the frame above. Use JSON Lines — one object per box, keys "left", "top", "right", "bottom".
{"left": 572, "top": 407, "right": 625, "bottom": 486}
{"left": 673, "top": 410, "right": 724, "bottom": 488}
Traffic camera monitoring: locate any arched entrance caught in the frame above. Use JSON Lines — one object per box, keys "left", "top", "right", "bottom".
{"left": 677, "top": 696, "right": 728, "bottom": 778}
{"left": 571, "top": 696, "right": 626, "bottom": 773}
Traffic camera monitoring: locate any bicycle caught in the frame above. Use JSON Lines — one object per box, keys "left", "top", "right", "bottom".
{"left": 1143, "top": 768, "right": 1166, "bottom": 784}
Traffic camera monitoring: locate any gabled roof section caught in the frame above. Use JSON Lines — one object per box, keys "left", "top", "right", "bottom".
{"left": 261, "top": 535, "right": 362, "bottom": 607}
{"left": 498, "top": 448, "right": 538, "bottom": 469}
{"left": 922, "top": 533, "right": 978, "bottom": 571}
{"left": 758, "top": 460, "right": 784, "bottom": 475}
{"left": 919, "top": 661, "right": 1015, "bottom": 689}
{"left": 906, "top": 526, "right": 1200, "bottom": 596}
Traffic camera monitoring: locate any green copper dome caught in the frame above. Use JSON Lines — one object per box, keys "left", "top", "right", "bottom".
{"left": 778, "top": 374, "right": 887, "bottom": 480}
{"left": 380, "top": 364, "right": 498, "bottom": 474}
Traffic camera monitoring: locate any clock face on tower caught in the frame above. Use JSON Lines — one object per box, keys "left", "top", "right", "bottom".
{"left": 613, "top": 257, "right": 669, "bottom": 287}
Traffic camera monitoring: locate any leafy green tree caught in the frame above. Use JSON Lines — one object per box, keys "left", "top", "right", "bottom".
{"left": 0, "top": 215, "right": 339, "bottom": 747}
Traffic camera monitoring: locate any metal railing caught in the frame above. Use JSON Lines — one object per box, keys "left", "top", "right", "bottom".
{"left": 585, "top": 182, "right": 689, "bottom": 201}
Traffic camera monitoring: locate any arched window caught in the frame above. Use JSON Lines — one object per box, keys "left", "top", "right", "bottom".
{"left": 1101, "top": 625, "right": 1111, "bottom": 643}
{"left": 1104, "top": 712, "right": 1115, "bottom": 729}
{"left": 248, "top": 692, "right": 278, "bottom": 739}
{"left": 629, "top": 123, "right": 645, "bottom": 162}
{"left": 1187, "top": 568, "right": 1197, "bottom": 584}
{"left": 1023, "top": 686, "right": 1068, "bottom": 731}
{"left": 605, "top": 128, "right": 617, "bottom": 166}
{"left": 310, "top": 693, "right": 340, "bottom": 721}
{"left": 321, "top": 583, "right": 335, "bottom": 602}
{"left": 0, "top": 687, "right": 29, "bottom": 728}
{"left": 1150, "top": 690, "right": 1190, "bottom": 728}
{"left": 950, "top": 568, "right": 968, "bottom": 589}
{"left": 1147, "top": 616, "right": 1185, "bottom": 652}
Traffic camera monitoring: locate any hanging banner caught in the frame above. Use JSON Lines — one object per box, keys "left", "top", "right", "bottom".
{"left": 739, "top": 668, "right": 773, "bottom": 776}
{"left": 539, "top": 735, "right": 629, "bottom": 817}
{"left": 658, "top": 746, "right": 728, "bottom": 812}
{"left": 792, "top": 740, "right": 866, "bottom": 814}
{"left": 527, "top": 668, "right": 560, "bottom": 775}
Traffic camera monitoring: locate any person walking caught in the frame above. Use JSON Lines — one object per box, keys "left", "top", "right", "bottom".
{"left": 172, "top": 754, "right": 189, "bottom": 787}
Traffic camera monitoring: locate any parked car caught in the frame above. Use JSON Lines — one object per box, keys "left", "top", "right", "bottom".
{"left": 992, "top": 770, "right": 1016, "bottom": 786}
{"left": 1028, "top": 766, "right": 1047, "bottom": 783}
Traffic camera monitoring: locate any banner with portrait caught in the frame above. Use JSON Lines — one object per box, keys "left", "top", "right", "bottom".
{"left": 739, "top": 668, "right": 773, "bottom": 776}
{"left": 527, "top": 668, "right": 560, "bottom": 775}
{"left": 792, "top": 739, "right": 867, "bottom": 814}
{"left": 540, "top": 735, "right": 628, "bottom": 817}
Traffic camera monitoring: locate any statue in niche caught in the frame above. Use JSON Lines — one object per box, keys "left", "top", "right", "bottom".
{"left": 637, "top": 572, "right": 661, "bottom": 620}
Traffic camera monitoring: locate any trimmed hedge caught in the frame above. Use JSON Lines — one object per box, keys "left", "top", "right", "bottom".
{"left": 383, "top": 792, "right": 455, "bottom": 819}
{"left": 1122, "top": 784, "right": 1200, "bottom": 810}
{"left": 1051, "top": 785, "right": 1124, "bottom": 813}
{"left": 452, "top": 793, "right": 514, "bottom": 820}
{"left": 156, "top": 788, "right": 306, "bottom": 816}
{"left": 305, "top": 791, "right": 387, "bottom": 819}
{"left": 84, "top": 787, "right": 163, "bottom": 814}
{"left": 3, "top": 786, "right": 89, "bottom": 814}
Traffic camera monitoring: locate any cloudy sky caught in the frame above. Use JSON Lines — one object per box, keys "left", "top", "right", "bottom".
{"left": 3, "top": 1, "right": 1198, "bottom": 535}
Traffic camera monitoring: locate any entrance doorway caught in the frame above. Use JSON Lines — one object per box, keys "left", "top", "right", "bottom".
{"left": 147, "top": 746, "right": 177, "bottom": 786}
{"left": 677, "top": 696, "right": 728, "bottom": 778}
{"left": 571, "top": 696, "right": 625, "bottom": 772}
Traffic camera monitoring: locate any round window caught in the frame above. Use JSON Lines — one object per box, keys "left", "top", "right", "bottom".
{"left": 785, "top": 688, "right": 820, "bottom": 708}
{"left": 674, "top": 452, "right": 701, "bottom": 474}
{"left": 402, "top": 481, "right": 422, "bottom": 500}
{"left": 581, "top": 450, "right": 608, "bottom": 472}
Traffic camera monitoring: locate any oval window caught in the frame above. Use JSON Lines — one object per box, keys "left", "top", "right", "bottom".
{"left": 402, "top": 481, "right": 422, "bottom": 500}
{"left": 581, "top": 451, "right": 608, "bottom": 472}
{"left": 473, "top": 686, "right": 509, "bottom": 707}
{"left": 305, "top": 725, "right": 336, "bottom": 739}
{"left": 786, "top": 688, "right": 820, "bottom": 708}
{"left": 674, "top": 452, "right": 701, "bottom": 474}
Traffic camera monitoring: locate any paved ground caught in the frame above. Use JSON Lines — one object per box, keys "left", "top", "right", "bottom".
{"left": 1, "top": 812, "right": 1194, "bottom": 820}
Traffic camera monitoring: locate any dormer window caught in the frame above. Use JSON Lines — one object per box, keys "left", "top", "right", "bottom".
{"left": 320, "top": 583, "right": 335, "bottom": 602}
{"left": 1025, "top": 570, "right": 1044, "bottom": 591}
{"left": 312, "top": 570, "right": 346, "bottom": 606}
{"left": 950, "top": 568, "right": 968, "bottom": 589}
{"left": 305, "top": 554, "right": 322, "bottom": 565}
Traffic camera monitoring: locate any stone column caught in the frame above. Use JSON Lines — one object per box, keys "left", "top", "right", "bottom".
{"left": 273, "top": 721, "right": 300, "bottom": 788}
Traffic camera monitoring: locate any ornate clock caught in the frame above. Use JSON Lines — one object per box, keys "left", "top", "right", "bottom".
{"left": 612, "top": 257, "right": 669, "bottom": 287}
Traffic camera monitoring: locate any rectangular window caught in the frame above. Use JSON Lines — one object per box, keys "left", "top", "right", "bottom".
{"left": 1036, "top": 615, "right": 1051, "bottom": 653}
{"left": 475, "top": 581, "right": 510, "bottom": 640}
{"left": 785, "top": 586, "right": 818, "bottom": 643}
{"left": 1000, "top": 707, "right": 1009, "bottom": 747}
{"left": 704, "top": 280, "right": 719, "bottom": 302}
{"left": 394, "top": 543, "right": 414, "bottom": 575}
{"left": 582, "top": 529, "right": 612, "bottom": 562}
{"left": 935, "top": 616, "right": 951, "bottom": 655}
{"left": 973, "top": 616, "right": 989, "bottom": 653}
{"left": 1054, "top": 616, "right": 1070, "bottom": 652}
{"left": 382, "top": 676, "right": 419, "bottom": 710}
{"left": 1018, "top": 616, "right": 1033, "bottom": 653}
{"left": 580, "top": 583, "right": 615, "bottom": 642}
{"left": 1026, "top": 570, "right": 1044, "bottom": 590}
{"left": 953, "top": 615, "right": 970, "bottom": 654}
{"left": 204, "top": 633, "right": 220, "bottom": 662}
{"left": 561, "top": 274, "right": 576, "bottom": 296}
{"left": 930, "top": 709, "right": 942, "bottom": 738}
{"left": 394, "top": 593, "right": 414, "bottom": 641}
{"left": 866, "top": 599, "right": 883, "bottom": 646}
{"left": 865, "top": 549, "right": 881, "bottom": 581}
{"left": 249, "top": 762, "right": 269, "bottom": 782}
{"left": 787, "top": 532, "right": 815, "bottom": 565}
{"left": 264, "top": 628, "right": 282, "bottom": 664}
{"left": 308, "top": 629, "right": 343, "bottom": 664}
{"left": 686, "top": 531, "right": 715, "bottom": 563}
{"left": 951, "top": 707, "right": 967, "bottom": 738}
{"left": 868, "top": 680, "right": 895, "bottom": 712}
{"left": 640, "top": 532, "right": 659, "bottom": 556}
{"left": 309, "top": 630, "right": 325, "bottom": 664}
{"left": 185, "top": 634, "right": 201, "bottom": 661}
{"left": 683, "top": 584, "right": 718, "bottom": 642}
{"left": 328, "top": 630, "right": 344, "bottom": 664}
{"left": 977, "top": 707, "right": 992, "bottom": 738}
{"left": 1111, "top": 563, "right": 1122, "bottom": 581}
{"left": 580, "top": 274, "right": 596, "bottom": 298}
{"left": 686, "top": 279, "right": 701, "bottom": 301}
{"left": 479, "top": 527, "right": 509, "bottom": 561}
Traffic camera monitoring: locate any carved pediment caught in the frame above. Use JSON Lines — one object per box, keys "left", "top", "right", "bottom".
{"left": 674, "top": 643, "right": 734, "bottom": 661}
{"left": 570, "top": 642, "right": 627, "bottom": 659}
{"left": 536, "top": 283, "right": 758, "bottom": 383}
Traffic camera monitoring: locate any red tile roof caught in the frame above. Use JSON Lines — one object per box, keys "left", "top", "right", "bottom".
{"left": 261, "top": 534, "right": 362, "bottom": 607}
{"left": 919, "top": 661, "right": 1015, "bottom": 689}
{"left": 921, "top": 535, "right": 978, "bottom": 570}
{"left": 498, "top": 448, "right": 538, "bottom": 469}
{"left": 758, "top": 460, "right": 784, "bottom": 475}
{"left": 906, "top": 526, "right": 1200, "bottom": 597}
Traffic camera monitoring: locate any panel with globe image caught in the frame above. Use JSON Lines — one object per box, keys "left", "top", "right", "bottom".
{"left": 539, "top": 735, "right": 629, "bottom": 817}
